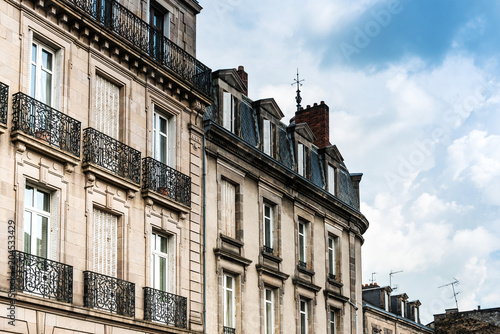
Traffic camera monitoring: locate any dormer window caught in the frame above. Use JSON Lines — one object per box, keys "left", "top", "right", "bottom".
{"left": 400, "top": 299, "right": 405, "bottom": 317}
{"left": 223, "top": 91, "right": 236, "bottom": 132}
{"left": 263, "top": 118, "right": 272, "bottom": 155}
{"left": 297, "top": 143, "right": 305, "bottom": 176}
{"left": 328, "top": 164, "right": 335, "bottom": 195}
{"left": 384, "top": 291, "right": 390, "bottom": 312}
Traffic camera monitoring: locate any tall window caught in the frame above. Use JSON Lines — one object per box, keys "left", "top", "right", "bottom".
{"left": 223, "top": 91, "right": 235, "bottom": 132}
{"left": 384, "top": 291, "right": 390, "bottom": 311}
{"left": 94, "top": 75, "right": 120, "bottom": 139}
{"left": 298, "top": 221, "right": 307, "bottom": 268}
{"left": 223, "top": 274, "right": 235, "bottom": 330}
{"left": 328, "top": 165, "right": 335, "bottom": 195}
{"left": 297, "top": 143, "right": 305, "bottom": 176}
{"left": 30, "top": 41, "right": 54, "bottom": 107}
{"left": 149, "top": 2, "right": 169, "bottom": 59}
{"left": 24, "top": 185, "right": 53, "bottom": 258}
{"left": 153, "top": 108, "right": 175, "bottom": 167}
{"left": 400, "top": 299, "right": 405, "bottom": 317}
{"left": 221, "top": 179, "right": 236, "bottom": 238}
{"left": 263, "top": 203, "right": 274, "bottom": 253}
{"left": 328, "top": 236, "right": 337, "bottom": 279}
{"left": 263, "top": 119, "right": 272, "bottom": 155}
{"left": 300, "top": 299, "right": 308, "bottom": 334}
{"left": 265, "top": 289, "right": 274, "bottom": 334}
{"left": 330, "top": 310, "right": 336, "bottom": 334}
{"left": 151, "top": 233, "right": 170, "bottom": 292}
{"left": 93, "top": 208, "right": 117, "bottom": 277}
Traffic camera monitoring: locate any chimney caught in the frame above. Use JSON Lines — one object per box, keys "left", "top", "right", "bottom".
{"left": 294, "top": 101, "right": 330, "bottom": 148}
{"left": 237, "top": 65, "right": 248, "bottom": 96}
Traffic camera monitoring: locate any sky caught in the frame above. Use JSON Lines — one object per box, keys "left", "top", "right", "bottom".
{"left": 196, "top": 0, "right": 500, "bottom": 324}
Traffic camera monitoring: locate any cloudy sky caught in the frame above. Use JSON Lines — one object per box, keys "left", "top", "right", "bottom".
{"left": 197, "top": 0, "right": 500, "bottom": 324}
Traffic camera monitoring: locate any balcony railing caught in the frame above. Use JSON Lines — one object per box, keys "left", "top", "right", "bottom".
{"left": 11, "top": 92, "right": 81, "bottom": 156}
{"left": 9, "top": 250, "right": 73, "bottom": 303}
{"left": 0, "top": 81, "right": 8, "bottom": 125}
{"left": 223, "top": 327, "right": 236, "bottom": 334}
{"left": 83, "top": 128, "right": 141, "bottom": 184}
{"left": 64, "top": 0, "right": 211, "bottom": 95}
{"left": 143, "top": 287, "right": 187, "bottom": 328}
{"left": 298, "top": 260, "right": 307, "bottom": 269}
{"left": 142, "top": 157, "right": 191, "bottom": 206}
{"left": 263, "top": 245, "right": 274, "bottom": 254}
{"left": 83, "top": 271, "right": 135, "bottom": 317}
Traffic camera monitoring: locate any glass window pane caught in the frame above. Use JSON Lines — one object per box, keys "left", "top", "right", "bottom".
{"left": 32, "top": 44, "right": 37, "bottom": 63}
{"left": 160, "top": 236, "right": 168, "bottom": 253}
{"left": 159, "top": 135, "right": 167, "bottom": 163}
{"left": 37, "top": 190, "right": 50, "bottom": 212}
{"left": 42, "top": 49, "right": 52, "bottom": 71}
{"left": 159, "top": 257, "right": 167, "bottom": 291}
{"left": 160, "top": 117, "right": 167, "bottom": 134}
{"left": 25, "top": 186, "right": 34, "bottom": 207}
{"left": 38, "top": 216, "right": 49, "bottom": 258}
{"left": 41, "top": 71, "right": 52, "bottom": 106}
{"left": 24, "top": 211, "right": 32, "bottom": 254}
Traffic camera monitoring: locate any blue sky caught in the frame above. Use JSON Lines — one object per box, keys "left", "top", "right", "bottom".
{"left": 197, "top": 0, "right": 500, "bottom": 323}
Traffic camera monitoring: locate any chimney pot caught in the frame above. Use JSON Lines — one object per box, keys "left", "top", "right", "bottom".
{"left": 313, "top": 102, "right": 318, "bottom": 106}
{"left": 306, "top": 105, "right": 310, "bottom": 108}
{"left": 236, "top": 65, "right": 248, "bottom": 96}
{"left": 238, "top": 65, "right": 244, "bottom": 71}
{"left": 321, "top": 101, "right": 325, "bottom": 104}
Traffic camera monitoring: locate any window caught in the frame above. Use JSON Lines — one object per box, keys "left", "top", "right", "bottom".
{"left": 24, "top": 185, "right": 56, "bottom": 259}
{"left": 92, "top": 208, "right": 117, "bottom": 277}
{"left": 263, "top": 118, "right": 272, "bottom": 155}
{"left": 149, "top": 1, "right": 170, "bottom": 59}
{"left": 223, "top": 91, "right": 235, "bottom": 132}
{"left": 300, "top": 299, "right": 308, "bottom": 334}
{"left": 151, "top": 233, "right": 174, "bottom": 292}
{"left": 153, "top": 108, "right": 175, "bottom": 167}
{"left": 328, "top": 236, "right": 337, "bottom": 280}
{"left": 328, "top": 165, "right": 335, "bottom": 195}
{"left": 298, "top": 221, "right": 307, "bottom": 268}
{"left": 223, "top": 274, "right": 235, "bottom": 330}
{"left": 221, "top": 179, "right": 236, "bottom": 238}
{"left": 94, "top": 74, "right": 120, "bottom": 139}
{"left": 384, "top": 291, "right": 390, "bottom": 311}
{"left": 330, "top": 310, "right": 336, "bottom": 334}
{"left": 400, "top": 299, "right": 405, "bottom": 317}
{"left": 265, "top": 289, "right": 274, "bottom": 334}
{"left": 297, "top": 143, "right": 305, "bottom": 176}
{"left": 30, "top": 40, "right": 54, "bottom": 107}
{"left": 263, "top": 203, "right": 274, "bottom": 253}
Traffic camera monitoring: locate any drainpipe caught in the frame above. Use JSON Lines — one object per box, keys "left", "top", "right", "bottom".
{"left": 202, "top": 132, "right": 207, "bottom": 333}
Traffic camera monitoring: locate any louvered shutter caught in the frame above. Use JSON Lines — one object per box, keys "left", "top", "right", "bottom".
{"left": 49, "top": 192, "right": 59, "bottom": 261}
{"left": 221, "top": 180, "right": 236, "bottom": 238}
{"left": 93, "top": 208, "right": 117, "bottom": 277}
{"left": 94, "top": 75, "right": 119, "bottom": 139}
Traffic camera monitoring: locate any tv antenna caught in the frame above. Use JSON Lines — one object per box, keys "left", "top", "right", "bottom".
{"left": 370, "top": 272, "right": 377, "bottom": 284}
{"left": 389, "top": 270, "right": 403, "bottom": 290}
{"left": 291, "top": 69, "right": 304, "bottom": 111}
{"left": 438, "top": 278, "right": 460, "bottom": 310}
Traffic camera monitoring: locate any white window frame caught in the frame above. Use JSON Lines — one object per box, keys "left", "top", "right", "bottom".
{"left": 151, "top": 232, "right": 175, "bottom": 292}
{"left": 30, "top": 40, "right": 55, "bottom": 107}
{"left": 298, "top": 221, "right": 307, "bottom": 266}
{"left": 328, "top": 236, "right": 336, "bottom": 279}
{"left": 223, "top": 273, "right": 236, "bottom": 329}
{"left": 265, "top": 288, "right": 274, "bottom": 334}
{"left": 330, "top": 309, "right": 336, "bottom": 334}
{"left": 328, "top": 164, "right": 335, "bottom": 195}
{"left": 221, "top": 179, "right": 236, "bottom": 239}
{"left": 223, "top": 91, "right": 235, "bottom": 132}
{"left": 263, "top": 203, "right": 274, "bottom": 252}
{"left": 153, "top": 107, "right": 176, "bottom": 167}
{"left": 24, "top": 185, "right": 53, "bottom": 259}
{"left": 300, "top": 299, "right": 308, "bottom": 334}
{"left": 297, "top": 143, "right": 305, "bottom": 176}
{"left": 263, "top": 118, "right": 272, "bottom": 155}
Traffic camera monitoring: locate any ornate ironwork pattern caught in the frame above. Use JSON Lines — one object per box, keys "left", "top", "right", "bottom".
{"left": 11, "top": 92, "right": 81, "bottom": 156}
{"left": 83, "top": 271, "right": 135, "bottom": 317}
{"left": 263, "top": 246, "right": 274, "bottom": 254}
{"left": 0, "top": 81, "right": 8, "bottom": 125}
{"left": 142, "top": 157, "right": 191, "bottom": 207}
{"left": 10, "top": 250, "right": 73, "bottom": 303}
{"left": 298, "top": 261, "right": 307, "bottom": 269}
{"left": 223, "top": 326, "right": 236, "bottom": 334}
{"left": 143, "top": 287, "right": 187, "bottom": 328}
{"left": 64, "top": 0, "right": 212, "bottom": 95}
{"left": 83, "top": 128, "right": 141, "bottom": 184}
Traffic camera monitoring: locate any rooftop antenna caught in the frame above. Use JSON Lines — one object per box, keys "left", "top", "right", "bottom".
{"left": 389, "top": 270, "right": 403, "bottom": 290}
{"left": 438, "top": 278, "right": 460, "bottom": 310}
{"left": 291, "top": 69, "right": 304, "bottom": 111}
{"left": 370, "top": 272, "right": 377, "bottom": 284}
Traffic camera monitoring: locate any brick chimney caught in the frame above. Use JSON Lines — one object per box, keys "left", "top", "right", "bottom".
{"left": 236, "top": 65, "right": 248, "bottom": 96}
{"left": 294, "top": 101, "right": 330, "bottom": 148}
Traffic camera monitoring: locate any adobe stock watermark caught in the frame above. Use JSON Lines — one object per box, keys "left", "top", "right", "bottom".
{"left": 339, "top": 0, "right": 408, "bottom": 62}
{"left": 384, "top": 79, "right": 496, "bottom": 191}
{"left": 7, "top": 219, "right": 16, "bottom": 326}
{"left": 213, "top": 0, "right": 242, "bottom": 19}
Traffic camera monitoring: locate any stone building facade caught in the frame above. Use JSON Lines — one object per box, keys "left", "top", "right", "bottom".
{"left": 0, "top": 0, "right": 211, "bottom": 332}
{"left": 432, "top": 307, "right": 500, "bottom": 334}
{"left": 204, "top": 68, "right": 369, "bottom": 334}
{"left": 362, "top": 284, "right": 434, "bottom": 334}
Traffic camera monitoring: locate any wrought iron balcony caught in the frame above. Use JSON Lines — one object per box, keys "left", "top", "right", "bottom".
{"left": 11, "top": 92, "right": 81, "bottom": 156}
{"left": 83, "top": 271, "right": 135, "bottom": 317}
{"left": 0, "top": 81, "right": 8, "bottom": 125}
{"left": 143, "top": 287, "right": 187, "bottom": 328}
{"left": 263, "top": 245, "right": 274, "bottom": 254}
{"left": 83, "top": 128, "right": 141, "bottom": 184}
{"left": 298, "top": 260, "right": 307, "bottom": 269}
{"left": 223, "top": 326, "right": 236, "bottom": 334}
{"left": 9, "top": 250, "right": 73, "bottom": 303}
{"left": 64, "top": 0, "right": 211, "bottom": 95}
{"left": 142, "top": 157, "right": 191, "bottom": 206}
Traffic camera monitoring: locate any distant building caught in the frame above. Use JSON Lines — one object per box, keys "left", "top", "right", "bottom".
{"left": 363, "top": 283, "right": 434, "bottom": 334}
{"left": 432, "top": 307, "right": 500, "bottom": 334}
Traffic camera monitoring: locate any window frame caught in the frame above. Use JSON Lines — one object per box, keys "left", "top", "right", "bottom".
{"left": 299, "top": 299, "right": 308, "bottom": 334}
{"left": 265, "top": 288, "right": 275, "bottom": 334}
{"left": 220, "top": 178, "right": 237, "bottom": 239}
{"left": 23, "top": 184, "right": 52, "bottom": 259}
{"left": 328, "top": 235, "right": 339, "bottom": 280}
{"left": 297, "top": 143, "right": 305, "bottom": 176}
{"left": 223, "top": 273, "right": 236, "bottom": 329}
{"left": 263, "top": 118, "right": 272, "bottom": 156}
{"left": 151, "top": 232, "right": 175, "bottom": 293}
{"left": 329, "top": 309, "right": 337, "bottom": 334}
{"left": 92, "top": 207, "right": 118, "bottom": 278}
{"left": 93, "top": 73, "right": 122, "bottom": 140}
{"left": 223, "top": 91, "right": 235, "bottom": 132}
{"left": 263, "top": 202, "right": 274, "bottom": 253}
{"left": 30, "top": 40, "right": 55, "bottom": 107}
{"left": 328, "top": 164, "right": 335, "bottom": 195}
{"left": 298, "top": 220, "right": 308, "bottom": 267}
{"left": 152, "top": 106, "right": 176, "bottom": 168}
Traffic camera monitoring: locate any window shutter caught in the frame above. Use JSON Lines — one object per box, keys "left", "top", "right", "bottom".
{"left": 49, "top": 192, "right": 59, "bottom": 261}
{"left": 54, "top": 49, "right": 63, "bottom": 110}
{"left": 167, "top": 116, "right": 176, "bottom": 168}
{"left": 263, "top": 119, "right": 271, "bottom": 155}
{"left": 94, "top": 75, "right": 119, "bottom": 139}
{"left": 221, "top": 180, "right": 235, "bottom": 238}
{"left": 168, "top": 235, "right": 175, "bottom": 293}
{"left": 223, "top": 92, "right": 232, "bottom": 131}
{"left": 298, "top": 144, "right": 304, "bottom": 176}
{"left": 93, "top": 208, "right": 117, "bottom": 277}
{"left": 27, "top": 31, "right": 34, "bottom": 98}
{"left": 328, "top": 165, "right": 335, "bottom": 194}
